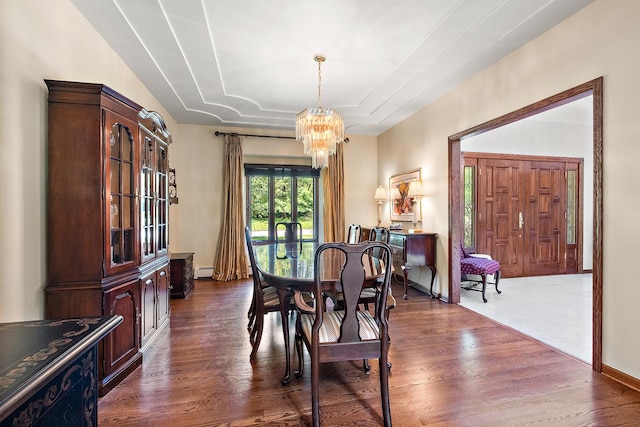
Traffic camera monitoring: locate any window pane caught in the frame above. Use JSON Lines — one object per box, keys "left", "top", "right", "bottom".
{"left": 274, "top": 176, "right": 292, "bottom": 224}
{"left": 463, "top": 166, "right": 475, "bottom": 248}
{"left": 297, "top": 177, "right": 314, "bottom": 240}
{"left": 249, "top": 176, "right": 269, "bottom": 241}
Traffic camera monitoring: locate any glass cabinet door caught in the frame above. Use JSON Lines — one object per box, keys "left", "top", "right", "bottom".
{"left": 156, "top": 141, "right": 168, "bottom": 256}
{"left": 141, "top": 132, "right": 156, "bottom": 263}
{"left": 106, "top": 111, "right": 137, "bottom": 273}
{"left": 140, "top": 128, "right": 169, "bottom": 263}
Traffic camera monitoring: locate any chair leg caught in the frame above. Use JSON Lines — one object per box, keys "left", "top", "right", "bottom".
{"left": 311, "top": 352, "right": 321, "bottom": 427}
{"left": 247, "top": 306, "right": 256, "bottom": 331}
{"left": 247, "top": 293, "right": 256, "bottom": 331}
{"left": 249, "top": 314, "right": 259, "bottom": 342}
{"left": 294, "top": 315, "right": 305, "bottom": 379}
{"left": 481, "top": 274, "right": 488, "bottom": 303}
{"left": 363, "top": 359, "right": 371, "bottom": 374}
{"left": 494, "top": 270, "right": 502, "bottom": 294}
{"left": 250, "top": 314, "right": 264, "bottom": 359}
{"left": 380, "top": 343, "right": 392, "bottom": 426}
{"left": 247, "top": 312, "right": 256, "bottom": 331}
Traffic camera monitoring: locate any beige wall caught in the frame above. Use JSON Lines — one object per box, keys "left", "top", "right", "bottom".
{"left": 168, "top": 126, "right": 379, "bottom": 272}
{"left": 378, "top": 0, "right": 640, "bottom": 377}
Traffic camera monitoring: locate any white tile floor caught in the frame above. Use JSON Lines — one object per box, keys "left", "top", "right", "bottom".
{"left": 459, "top": 273, "right": 592, "bottom": 363}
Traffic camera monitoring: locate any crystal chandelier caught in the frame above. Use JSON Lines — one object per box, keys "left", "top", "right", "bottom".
{"left": 296, "top": 55, "right": 344, "bottom": 169}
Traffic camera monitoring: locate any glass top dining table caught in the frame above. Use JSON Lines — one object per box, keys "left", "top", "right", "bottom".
{"left": 253, "top": 242, "right": 320, "bottom": 287}
{"left": 252, "top": 241, "right": 386, "bottom": 385}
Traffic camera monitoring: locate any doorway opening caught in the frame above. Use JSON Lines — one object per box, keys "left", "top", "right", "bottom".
{"left": 448, "top": 78, "right": 603, "bottom": 371}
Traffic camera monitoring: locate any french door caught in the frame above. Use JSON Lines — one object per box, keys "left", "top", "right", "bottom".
{"left": 244, "top": 164, "right": 319, "bottom": 243}
{"left": 464, "top": 153, "right": 582, "bottom": 278}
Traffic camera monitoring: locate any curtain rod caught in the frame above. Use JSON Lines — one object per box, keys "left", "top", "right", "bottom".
{"left": 214, "top": 130, "right": 349, "bottom": 143}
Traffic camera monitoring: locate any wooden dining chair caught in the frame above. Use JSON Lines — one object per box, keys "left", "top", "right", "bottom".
{"left": 332, "top": 236, "right": 396, "bottom": 373}
{"left": 245, "top": 226, "right": 314, "bottom": 359}
{"left": 275, "top": 221, "right": 303, "bottom": 243}
{"left": 359, "top": 226, "right": 391, "bottom": 308}
{"left": 245, "top": 226, "right": 282, "bottom": 359}
{"left": 335, "top": 227, "right": 391, "bottom": 311}
{"left": 294, "top": 241, "right": 393, "bottom": 427}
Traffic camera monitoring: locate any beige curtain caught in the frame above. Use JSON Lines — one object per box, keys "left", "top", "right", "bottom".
{"left": 322, "top": 143, "right": 345, "bottom": 242}
{"left": 213, "top": 135, "right": 249, "bottom": 281}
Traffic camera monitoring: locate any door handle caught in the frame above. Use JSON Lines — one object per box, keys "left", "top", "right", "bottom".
{"left": 519, "top": 212, "right": 524, "bottom": 229}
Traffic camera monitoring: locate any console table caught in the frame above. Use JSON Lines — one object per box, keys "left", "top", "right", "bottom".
{"left": 0, "top": 316, "right": 122, "bottom": 427}
{"left": 388, "top": 231, "right": 438, "bottom": 299}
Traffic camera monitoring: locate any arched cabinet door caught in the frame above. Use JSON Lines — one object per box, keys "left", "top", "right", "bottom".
{"left": 105, "top": 111, "right": 140, "bottom": 276}
{"left": 102, "top": 279, "right": 142, "bottom": 394}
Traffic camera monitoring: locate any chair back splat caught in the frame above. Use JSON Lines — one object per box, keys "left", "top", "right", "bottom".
{"left": 369, "top": 226, "right": 390, "bottom": 259}
{"left": 275, "top": 222, "right": 303, "bottom": 243}
{"left": 346, "top": 224, "right": 362, "bottom": 243}
{"left": 295, "top": 241, "right": 393, "bottom": 427}
{"left": 369, "top": 226, "right": 390, "bottom": 244}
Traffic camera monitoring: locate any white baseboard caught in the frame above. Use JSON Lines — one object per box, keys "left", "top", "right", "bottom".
{"left": 195, "top": 266, "right": 214, "bottom": 278}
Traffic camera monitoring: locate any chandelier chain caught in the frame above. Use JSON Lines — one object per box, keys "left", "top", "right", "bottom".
{"left": 317, "top": 59, "right": 322, "bottom": 108}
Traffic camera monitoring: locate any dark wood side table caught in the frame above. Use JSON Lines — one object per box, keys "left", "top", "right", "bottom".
{"left": 389, "top": 231, "right": 438, "bottom": 299}
{"left": 170, "top": 252, "right": 194, "bottom": 298}
{"left": 0, "top": 316, "right": 122, "bottom": 427}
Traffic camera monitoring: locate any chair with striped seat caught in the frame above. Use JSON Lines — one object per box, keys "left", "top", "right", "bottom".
{"left": 245, "top": 226, "right": 283, "bottom": 359}
{"left": 460, "top": 244, "right": 501, "bottom": 303}
{"left": 327, "top": 240, "right": 396, "bottom": 373}
{"left": 294, "top": 241, "right": 393, "bottom": 427}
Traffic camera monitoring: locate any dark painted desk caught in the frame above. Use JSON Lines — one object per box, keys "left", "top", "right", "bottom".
{"left": 0, "top": 316, "right": 123, "bottom": 426}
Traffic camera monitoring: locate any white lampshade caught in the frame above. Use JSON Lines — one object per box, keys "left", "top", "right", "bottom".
{"left": 374, "top": 186, "right": 387, "bottom": 201}
{"left": 407, "top": 180, "right": 423, "bottom": 197}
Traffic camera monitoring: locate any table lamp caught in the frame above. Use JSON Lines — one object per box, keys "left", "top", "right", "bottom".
{"left": 407, "top": 181, "right": 423, "bottom": 232}
{"left": 374, "top": 186, "right": 387, "bottom": 226}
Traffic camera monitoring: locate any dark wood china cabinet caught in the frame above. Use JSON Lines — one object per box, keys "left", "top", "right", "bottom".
{"left": 44, "top": 80, "right": 171, "bottom": 395}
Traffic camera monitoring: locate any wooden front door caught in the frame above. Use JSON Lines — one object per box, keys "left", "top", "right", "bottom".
{"left": 470, "top": 153, "right": 580, "bottom": 278}
{"left": 523, "top": 160, "right": 566, "bottom": 276}
{"left": 477, "top": 158, "right": 524, "bottom": 277}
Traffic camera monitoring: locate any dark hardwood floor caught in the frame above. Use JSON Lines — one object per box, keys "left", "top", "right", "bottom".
{"left": 98, "top": 278, "right": 640, "bottom": 426}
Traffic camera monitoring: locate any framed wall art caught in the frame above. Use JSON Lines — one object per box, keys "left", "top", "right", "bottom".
{"left": 389, "top": 170, "right": 421, "bottom": 222}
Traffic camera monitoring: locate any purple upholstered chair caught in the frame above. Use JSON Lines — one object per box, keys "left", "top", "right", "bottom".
{"left": 460, "top": 244, "right": 501, "bottom": 303}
